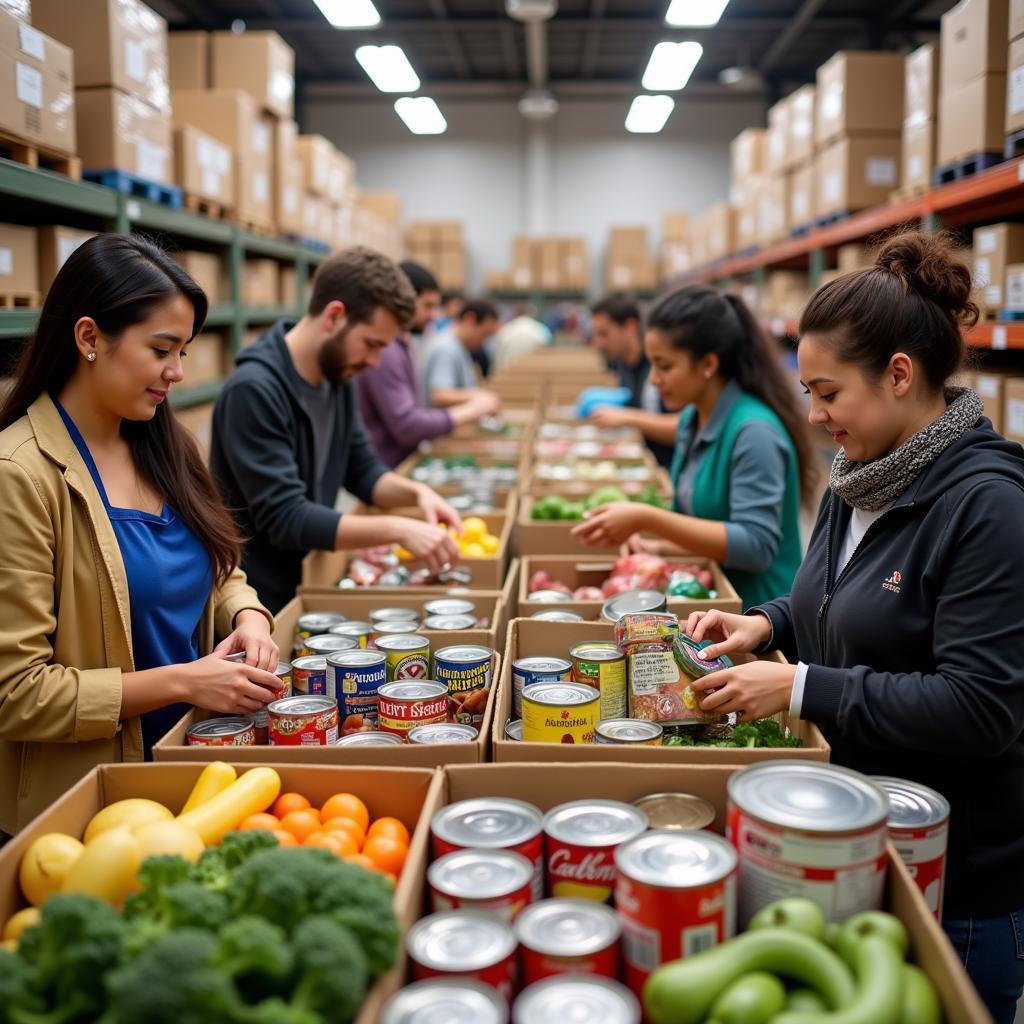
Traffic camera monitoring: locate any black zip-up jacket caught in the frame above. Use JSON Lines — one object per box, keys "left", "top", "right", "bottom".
{"left": 209, "top": 323, "right": 388, "bottom": 614}
{"left": 756, "top": 419, "right": 1024, "bottom": 919}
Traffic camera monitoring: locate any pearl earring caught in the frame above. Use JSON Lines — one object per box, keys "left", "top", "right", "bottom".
{"left": 87, "top": 353, "right": 96, "bottom": 362}
{"left": 704, "top": 371, "right": 711, "bottom": 379}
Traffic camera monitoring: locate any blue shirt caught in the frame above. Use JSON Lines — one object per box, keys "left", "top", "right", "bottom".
{"left": 56, "top": 403, "right": 212, "bottom": 757}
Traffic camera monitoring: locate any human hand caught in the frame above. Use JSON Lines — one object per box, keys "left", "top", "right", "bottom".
{"left": 685, "top": 609, "right": 772, "bottom": 659}
{"left": 589, "top": 405, "right": 631, "bottom": 429}
{"left": 473, "top": 389, "right": 502, "bottom": 417}
{"left": 691, "top": 660, "right": 797, "bottom": 720}
{"left": 414, "top": 484, "right": 463, "bottom": 535}
{"left": 183, "top": 653, "right": 286, "bottom": 715}
{"left": 619, "top": 533, "right": 662, "bottom": 558}
{"left": 213, "top": 609, "right": 279, "bottom": 671}
{"left": 396, "top": 517, "right": 461, "bottom": 576}
{"left": 571, "top": 502, "right": 649, "bottom": 547}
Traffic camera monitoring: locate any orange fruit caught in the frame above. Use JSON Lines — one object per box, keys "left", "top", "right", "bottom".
{"left": 366, "top": 816, "right": 411, "bottom": 846}
{"left": 272, "top": 829, "right": 298, "bottom": 848}
{"left": 343, "top": 852, "right": 378, "bottom": 872}
{"left": 362, "top": 835, "right": 408, "bottom": 876}
{"left": 273, "top": 792, "right": 311, "bottom": 818}
{"left": 308, "top": 830, "right": 358, "bottom": 857}
{"left": 278, "top": 808, "right": 323, "bottom": 843}
{"left": 320, "top": 793, "right": 369, "bottom": 831}
{"left": 322, "top": 816, "right": 366, "bottom": 847}
{"left": 238, "top": 813, "right": 281, "bottom": 833}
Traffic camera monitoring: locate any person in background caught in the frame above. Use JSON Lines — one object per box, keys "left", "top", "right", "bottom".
{"left": 587, "top": 293, "right": 675, "bottom": 467}
{"left": 434, "top": 290, "right": 464, "bottom": 333}
{"left": 573, "top": 285, "right": 816, "bottom": 609}
{"left": 0, "top": 234, "right": 281, "bottom": 833}
{"left": 422, "top": 298, "right": 501, "bottom": 409}
{"left": 685, "top": 233, "right": 1024, "bottom": 1022}
{"left": 492, "top": 305, "right": 552, "bottom": 372}
{"left": 358, "top": 261, "right": 500, "bottom": 468}
{"left": 210, "top": 247, "right": 462, "bottom": 614}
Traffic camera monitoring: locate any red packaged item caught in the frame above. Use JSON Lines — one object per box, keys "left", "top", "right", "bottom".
{"left": 515, "top": 899, "right": 620, "bottom": 986}
{"left": 614, "top": 613, "right": 679, "bottom": 654}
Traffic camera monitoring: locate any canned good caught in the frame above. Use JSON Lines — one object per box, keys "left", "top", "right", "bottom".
{"left": 381, "top": 979, "right": 507, "bottom": 1024}
{"left": 328, "top": 621, "right": 373, "bottom": 648}
{"left": 613, "top": 613, "right": 678, "bottom": 651}
{"left": 544, "top": 800, "right": 648, "bottom": 902}
{"left": 527, "top": 590, "right": 574, "bottom": 603}
{"left": 521, "top": 682, "right": 599, "bottom": 745}
{"left": 432, "top": 798, "right": 545, "bottom": 900}
{"left": 601, "top": 589, "right": 668, "bottom": 623}
{"left": 377, "top": 634, "right": 431, "bottom": 681}
{"left": 223, "top": 650, "right": 247, "bottom": 663}
{"left": 615, "top": 830, "right": 738, "bottom": 997}
{"left": 570, "top": 642, "right": 627, "bottom": 720}
{"left": 595, "top": 719, "right": 663, "bottom": 746}
{"left": 423, "top": 614, "right": 478, "bottom": 631}
{"left": 873, "top": 776, "right": 950, "bottom": 921}
{"left": 428, "top": 848, "right": 534, "bottom": 920}
{"left": 294, "top": 611, "right": 347, "bottom": 654}
{"left": 512, "top": 657, "right": 572, "bottom": 718}
{"left": 291, "top": 655, "right": 329, "bottom": 696}
{"left": 513, "top": 977, "right": 639, "bottom": 1024}
{"left": 302, "top": 633, "right": 359, "bottom": 659}
{"left": 372, "top": 621, "right": 422, "bottom": 647}
{"left": 377, "top": 680, "right": 449, "bottom": 740}
{"left": 727, "top": 762, "right": 889, "bottom": 926}
{"left": 327, "top": 649, "right": 387, "bottom": 730}
{"left": 530, "top": 610, "right": 584, "bottom": 623}
{"left": 505, "top": 719, "right": 523, "bottom": 741}
{"left": 424, "top": 598, "right": 476, "bottom": 618}
{"left": 407, "top": 911, "right": 518, "bottom": 1005}
{"left": 246, "top": 662, "right": 293, "bottom": 743}
{"left": 673, "top": 633, "right": 731, "bottom": 680}
{"left": 434, "top": 644, "right": 493, "bottom": 725}
{"left": 633, "top": 793, "right": 716, "bottom": 832}
{"left": 267, "top": 695, "right": 339, "bottom": 746}
{"left": 186, "top": 717, "right": 255, "bottom": 746}
{"left": 335, "top": 730, "right": 403, "bottom": 747}
{"left": 409, "top": 722, "right": 479, "bottom": 745}
{"left": 368, "top": 607, "right": 420, "bottom": 625}
{"left": 515, "top": 899, "right": 621, "bottom": 986}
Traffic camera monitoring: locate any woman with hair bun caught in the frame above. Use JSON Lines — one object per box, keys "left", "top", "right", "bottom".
{"left": 688, "top": 231, "right": 1024, "bottom": 1020}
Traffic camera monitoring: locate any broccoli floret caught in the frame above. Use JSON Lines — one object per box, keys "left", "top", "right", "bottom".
{"left": 663, "top": 731, "right": 696, "bottom": 747}
{"left": 122, "top": 882, "right": 229, "bottom": 957}
{"left": 15, "top": 894, "right": 125, "bottom": 1024}
{"left": 226, "top": 848, "right": 399, "bottom": 977}
{"left": 289, "top": 917, "right": 368, "bottom": 1023}
{"left": 730, "top": 721, "right": 763, "bottom": 748}
{"left": 0, "top": 948, "right": 48, "bottom": 1024}
{"left": 752, "top": 718, "right": 802, "bottom": 747}
{"left": 214, "top": 916, "right": 292, "bottom": 1002}
{"left": 194, "top": 830, "right": 280, "bottom": 893}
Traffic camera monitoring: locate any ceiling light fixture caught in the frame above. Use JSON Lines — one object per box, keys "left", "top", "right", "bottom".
{"left": 355, "top": 45, "right": 420, "bottom": 92}
{"left": 642, "top": 40, "right": 703, "bottom": 91}
{"left": 665, "top": 0, "right": 730, "bottom": 27}
{"left": 312, "top": 0, "right": 381, "bottom": 28}
{"left": 394, "top": 96, "right": 448, "bottom": 134}
{"left": 625, "top": 94, "right": 675, "bottom": 133}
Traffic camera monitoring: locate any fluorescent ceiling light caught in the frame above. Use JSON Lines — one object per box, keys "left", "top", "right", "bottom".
{"left": 312, "top": 0, "right": 381, "bottom": 28}
{"left": 642, "top": 41, "right": 703, "bottom": 91}
{"left": 625, "top": 94, "right": 675, "bottom": 133}
{"left": 395, "top": 97, "right": 448, "bottom": 134}
{"left": 355, "top": 45, "right": 420, "bottom": 92}
{"left": 665, "top": 0, "right": 729, "bottom": 26}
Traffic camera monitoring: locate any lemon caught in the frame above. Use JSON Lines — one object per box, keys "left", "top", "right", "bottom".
{"left": 481, "top": 533, "right": 500, "bottom": 554}
{"left": 394, "top": 545, "right": 413, "bottom": 561}
{"left": 461, "top": 517, "right": 487, "bottom": 541}
{"left": 463, "top": 542, "right": 487, "bottom": 558}
{"left": 552, "top": 879, "right": 610, "bottom": 901}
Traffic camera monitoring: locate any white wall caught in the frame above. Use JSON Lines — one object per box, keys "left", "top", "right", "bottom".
{"left": 302, "top": 95, "right": 766, "bottom": 293}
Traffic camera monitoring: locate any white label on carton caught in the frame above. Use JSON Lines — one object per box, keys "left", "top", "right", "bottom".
{"left": 821, "top": 83, "right": 842, "bottom": 122}
{"left": 196, "top": 136, "right": 216, "bottom": 170}
{"left": 794, "top": 192, "right": 808, "bottom": 219}
{"left": 252, "top": 121, "right": 270, "bottom": 155}
{"left": 1007, "top": 271, "right": 1024, "bottom": 310}
{"left": 284, "top": 185, "right": 298, "bottom": 215}
{"left": 136, "top": 140, "right": 166, "bottom": 181}
{"left": 18, "top": 24, "right": 45, "bottom": 61}
{"left": 1009, "top": 400, "right": 1024, "bottom": 435}
{"left": 252, "top": 172, "right": 269, "bottom": 203}
{"left": 15, "top": 63, "right": 42, "bottom": 109}
{"left": 866, "top": 157, "right": 897, "bottom": 187}
{"left": 825, "top": 171, "right": 840, "bottom": 203}
{"left": 125, "top": 39, "right": 147, "bottom": 84}
{"left": 1011, "top": 68, "right": 1024, "bottom": 116}
{"left": 978, "top": 377, "right": 1000, "bottom": 398}
{"left": 58, "top": 235, "right": 86, "bottom": 268}
{"left": 271, "top": 70, "right": 294, "bottom": 104}
{"left": 977, "top": 230, "right": 997, "bottom": 255}
{"left": 202, "top": 168, "right": 220, "bottom": 197}
{"left": 992, "top": 326, "right": 1008, "bottom": 351}
{"left": 986, "top": 284, "right": 1003, "bottom": 307}
{"left": 909, "top": 155, "right": 922, "bottom": 181}
{"left": 975, "top": 257, "right": 992, "bottom": 286}
{"left": 0, "top": 248, "right": 11, "bottom": 276}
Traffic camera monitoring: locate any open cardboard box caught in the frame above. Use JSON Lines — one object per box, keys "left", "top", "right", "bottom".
{"left": 491, "top": 619, "right": 829, "bottom": 764}
{"left": 0, "top": 761, "right": 445, "bottom": 1024}
{"left": 427, "top": 762, "right": 988, "bottom": 1024}
{"left": 447, "top": 407, "right": 537, "bottom": 443}
{"left": 518, "top": 555, "right": 741, "bottom": 619}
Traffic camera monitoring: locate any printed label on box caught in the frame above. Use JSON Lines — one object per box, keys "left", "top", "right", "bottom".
{"left": 985, "top": 284, "right": 1002, "bottom": 306}
{"left": 977, "top": 230, "right": 997, "bottom": 255}
{"left": 794, "top": 193, "right": 808, "bottom": 219}
{"left": 202, "top": 168, "right": 220, "bottom": 198}
{"left": 1011, "top": 68, "right": 1024, "bottom": 116}
{"left": 125, "top": 39, "right": 147, "bottom": 84}
{"left": 252, "top": 172, "right": 269, "bottom": 203}
{"left": 136, "top": 140, "right": 166, "bottom": 182}
{"left": 1008, "top": 400, "right": 1024, "bottom": 438}
{"left": 821, "top": 84, "right": 842, "bottom": 122}
{"left": 0, "top": 248, "right": 12, "bottom": 276}
{"left": 909, "top": 155, "right": 922, "bottom": 181}
{"left": 866, "top": 158, "right": 897, "bottom": 187}
{"left": 196, "top": 136, "right": 217, "bottom": 170}
{"left": 824, "top": 171, "right": 840, "bottom": 203}
{"left": 252, "top": 122, "right": 270, "bottom": 155}
{"left": 58, "top": 235, "right": 86, "bottom": 268}
{"left": 284, "top": 186, "right": 298, "bottom": 214}
{"left": 272, "top": 70, "right": 294, "bottom": 105}
{"left": 975, "top": 257, "right": 992, "bottom": 286}
{"left": 978, "top": 377, "right": 1000, "bottom": 398}
{"left": 1007, "top": 272, "right": 1024, "bottom": 310}
{"left": 17, "top": 24, "right": 45, "bottom": 61}
{"left": 15, "top": 63, "right": 42, "bottom": 109}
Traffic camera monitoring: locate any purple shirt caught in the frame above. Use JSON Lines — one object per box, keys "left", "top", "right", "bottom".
{"left": 357, "top": 335, "right": 454, "bottom": 467}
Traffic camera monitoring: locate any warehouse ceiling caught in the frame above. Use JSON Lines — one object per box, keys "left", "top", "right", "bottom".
{"left": 148, "top": 0, "right": 951, "bottom": 103}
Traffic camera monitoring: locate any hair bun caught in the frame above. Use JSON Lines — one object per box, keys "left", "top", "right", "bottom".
{"left": 875, "top": 231, "right": 979, "bottom": 326}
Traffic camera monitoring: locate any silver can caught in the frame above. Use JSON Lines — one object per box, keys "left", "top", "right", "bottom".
{"left": 328, "top": 620, "right": 374, "bottom": 648}
{"left": 409, "top": 723, "right": 479, "bottom": 745}
{"left": 335, "top": 730, "right": 403, "bottom": 747}
{"left": 294, "top": 611, "right": 347, "bottom": 654}
{"left": 600, "top": 589, "right": 668, "bottom": 623}
{"left": 303, "top": 633, "right": 359, "bottom": 658}
{"left": 595, "top": 719, "right": 664, "bottom": 746}
{"left": 515, "top": 899, "right": 622, "bottom": 987}
{"left": 505, "top": 718, "right": 523, "bottom": 741}
{"left": 511, "top": 656, "right": 572, "bottom": 719}
{"left": 373, "top": 621, "right": 422, "bottom": 647}
{"left": 368, "top": 606, "right": 420, "bottom": 625}
{"left": 223, "top": 650, "right": 247, "bottom": 663}
{"left": 633, "top": 793, "right": 716, "bottom": 832}
{"left": 429, "top": 848, "right": 534, "bottom": 918}
{"left": 381, "top": 980, "right": 507, "bottom": 1024}
{"left": 527, "top": 589, "right": 574, "bottom": 604}
{"left": 530, "top": 609, "right": 584, "bottom": 623}
{"left": 513, "top": 977, "right": 639, "bottom": 1024}
{"left": 423, "top": 614, "right": 478, "bottom": 631}
{"left": 423, "top": 598, "right": 476, "bottom": 618}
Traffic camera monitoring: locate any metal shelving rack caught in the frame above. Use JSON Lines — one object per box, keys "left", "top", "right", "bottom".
{"left": 0, "top": 157, "right": 326, "bottom": 408}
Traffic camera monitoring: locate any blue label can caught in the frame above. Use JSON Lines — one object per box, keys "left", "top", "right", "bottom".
{"left": 291, "top": 655, "right": 328, "bottom": 697}
{"left": 327, "top": 649, "right": 387, "bottom": 729}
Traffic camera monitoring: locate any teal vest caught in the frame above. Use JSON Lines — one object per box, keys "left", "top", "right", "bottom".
{"left": 669, "top": 392, "right": 802, "bottom": 609}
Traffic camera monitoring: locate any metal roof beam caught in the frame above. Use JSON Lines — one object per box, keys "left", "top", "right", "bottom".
{"left": 759, "top": 0, "right": 828, "bottom": 74}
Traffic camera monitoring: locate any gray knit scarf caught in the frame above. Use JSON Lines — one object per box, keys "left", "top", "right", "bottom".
{"left": 829, "top": 386, "right": 984, "bottom": 511}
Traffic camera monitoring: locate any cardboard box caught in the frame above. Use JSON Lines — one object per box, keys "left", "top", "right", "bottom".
{"left": 0, "top": 0, "right": 29, "bottom": 22}
{"left": 837, "top": 241, "right": 875, "bottom": 272}
{"left": 730, "top": 127, "right": 766, "bottom": 202}
{"left": 1007, "top": 37, "right": 1024, "bottom": 132}
{"left": 788, "top": 84, "right": 817, "bottom": 166}
{"left": 662, "top": 209, "right": 689, "bottom": 242}
{"left": 705, "top": 202, "right": 737, "bottom": 259}
{"left": 0, "top": 222, "right": 37, "bottom": 298}
{"left": 608, "top": 225, "right": 649, "bottom": 255}
{"left": 36, "top": 225, "right": 93, "bottom": 293}
{"left": 972, "top": 223, "right": 1024, "bottom": 312}
{"left": 171, "top": 89, "right": 273, "bottom": 229}
{"left": 1006, "top": 262, "right": 1024, "bottom": 310}
{"left": 243, "top": 258, "right": 279, "bottom": 307}
{"left": 734, "top": 179, "right": 760, "bottom": 251}
{"left": 763, "top": 269, "right": 811, "bottom": 320}
{"left": 905, "top": 42, "right": 940, "bottom": 125}
{"left": 272, "top": 118, "right": 303, "bottom": 235}
{"left": 766, "top": 96, "right": 790, "bottom": 173}
{"left": 168, "top": 30, "right": 207, "bottom": 91}
{"left": 815, "top": 135, "right": 901, "bottom": 217}
{"left": 560, "top": 238, "right": 588, "bottom": 289}
{"left": 538, "top": 238, "right": 560, "bottom": 289}
{"left": 211, "top": 30, "right": 294, "bottom": 120}
{"left": 757, "top": 173, "right": 790, "bottom": 246}
{"left": 938, "top": 73, "right": 1007, "bottom": 164}
{"left": 902, "top": 118, "right": 937, "bottom": 191}
{"left": 0, "top": 13, "right": 75, "bottom": 156}
{"left": 32, "top": 0, "right": 169, "bottom": 112}
{"left": 173, "top": 125, "right": 234, "bottom": 206}
{"left": 1013, "top": 0, "right": 1024, "bottom": 41}
{"left": 974, "top": 372, "right": 1007, "bottom": 431}
{"left": 329, "top": 150, "right": 356, "bottom": 200}
{"left": 817, "top": 51, "right": 905, "bottom": 145}
{"left": 171, "top": 250, "right": 228, "bottom": 305}
{"left": 279, "top": 265, "right": 298, "bottom": 309}
{"left": 175, "top": 400, "right": 214, "bottom": 460}
{"left": 789, "top": 161, "right": 815, "bottom": 227}
{"left": 437, "top": 249, "right": 466, "bottom": 290}
{"left": 940, "top": 0, "right": 1009, "bottom": 90}
{"left": 1003, "top": 377, "right": 1024, "bottom": 442}
{"left": 660, "top": 240, "right": 691, "bottom": 280}
{"left": 298, "top": 134, "right": 334, "bottom": 198}
{"left": 182, "top": 332, "right": 224, "bottom": 388}
{"left": 74, "top": 87, "right": 172, "bottom": 183}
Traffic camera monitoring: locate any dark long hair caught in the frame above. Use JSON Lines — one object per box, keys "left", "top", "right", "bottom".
{"left": 0, "top": 233, "right": 241, "bottom": 587}
{"left": 648, "top": 284, "right": 819, "bottom": 506}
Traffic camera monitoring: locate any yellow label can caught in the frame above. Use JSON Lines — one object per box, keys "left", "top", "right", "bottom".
{"left": 521, "top": 681, "right": 600, "bottom": 744}
{"left": 570, "top": 642, "right": 627, "bottom": 720}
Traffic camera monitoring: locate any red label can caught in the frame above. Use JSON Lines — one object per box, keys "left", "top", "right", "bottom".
{"left": 515, "top": 898, "right": 620, "bottom": 986}
{"left": 615, "top": 831, "right": 737, "bottom": 998}
{"left": 428, "top": 849, "right": 534, "bottom": 921}
{"left": 377, "top": 680, "right": 449, "bottom": 741}
{"left": 267, "top": 695, "right": 338, "bottom": 746}
{"left": 186, "top": 717, "right": 255, "bottom": 746}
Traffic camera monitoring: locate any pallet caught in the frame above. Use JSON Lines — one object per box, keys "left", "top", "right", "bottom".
{"left": 84, "top": 169, "right": 183, "bottom": 208}
{"left": 0, "top": 293, "right": 40, "bottom": 309}
{"left": 933, "top": 152, "right": 1004, "bottom": 186}
{"left": 790, "top": 222, "right": 816, "bottom": 238}
{"left": 998, "top": 309, "right": 1024, "bottom": 322}
{"left": 182, "top": 193, "right": 234, "bottom": 220}
{"left": 814, "top": 210, "right": 851, "bottom": 229}
{"left": 0, "top": 131, "right": 80, "bottom": 180}
{"left": 1005, "top": 131, "right": 1024, "bottom": 161}
{"left": 227, "top": 214, "right": 276, "bottom": 237}
{"left": 281, "top": 232, "right": 331, "bottom": 254}
{"left": 889, "top": 183, "right": 930, "bottom": 203}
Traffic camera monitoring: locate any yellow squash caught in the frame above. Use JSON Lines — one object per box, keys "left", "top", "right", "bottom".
{"left": 179, "top": 761, "right": 237, "bottom": 814}
{"left": 176, "top": 767, "right": 281, "bottom": 845}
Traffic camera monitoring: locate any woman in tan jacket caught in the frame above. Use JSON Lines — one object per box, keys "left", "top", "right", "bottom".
{"left": 0, "top": 234, "right": 283, "bottom": 834}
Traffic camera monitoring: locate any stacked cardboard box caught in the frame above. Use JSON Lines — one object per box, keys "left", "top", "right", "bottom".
{"left": 606, "top": 226, "right": 657, "bottom": 290}
{"left": 903, "top": 43, "right": 941, "bottom": 193}
{"left": 972, "top": 222, "right": 1024, "bottom": 314}
{"left": 729, "top": 129, "right": 765, "bottom": 207}
{"left": 0, "top": 223, "right": 38, "bottom": 301}
{"left": 242, "top": 258, "right": 279, "bottom": 307}
{"left": 405, "top": 221, "right": 466, "bottom": 290}
{"left": 295, "top": 135, "right": 356, "bottom": 246}
{"left": 702, "top": 204, "right": 737, "bottom": 262}
{"left": 353, "top": 191, "right": 402, "bottom": 260}
{"left": 1007, "top": 262, "right": 1024, "bottom": 312}
{"left": 762, "top": 270, "right": 811, "bottom": 321}
{"left": 34, "top": 0, "right": 170, "bottom": 183}
{"left": 1008, "top": 0, "right": 1024, "bottom": 134}
{"left": 938, "top": 0, "right": 1009, "bottom": 166}
{"left": 272, "top": 118, "right": 303, "bottom": 237}
{"left": 761, "top": 87, "right": 816, "bottom": 232}
{"left": 171, "top": 250, "right": 229, "bottom": 305}
{"left": 660, "top": 210, "right": 691, "bottom": 281}
{"left": 37, "top": 225, "right": 94, "bottom": 293}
